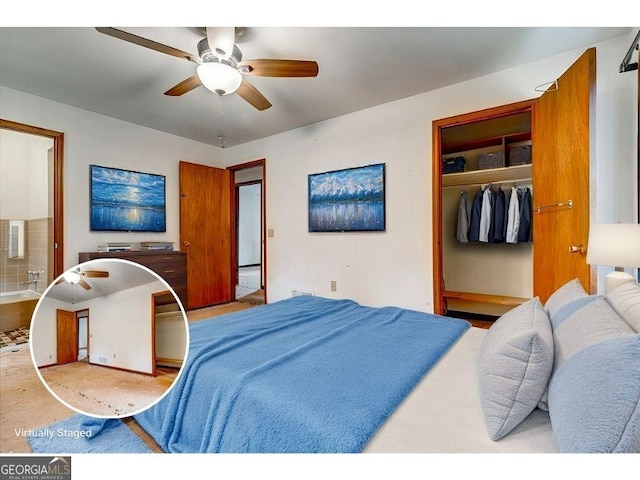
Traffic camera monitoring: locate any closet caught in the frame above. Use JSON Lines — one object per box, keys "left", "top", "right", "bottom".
{"left": 439, "top": 105, "right": 534, "bottom": 318}
{"left": 432, "top": 48, "right": 596, "bottom": 319}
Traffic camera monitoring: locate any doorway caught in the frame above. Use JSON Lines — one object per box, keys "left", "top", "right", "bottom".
{"left": 0, "top": 119, "right": 64, "bottom": 282}
{"left": 229, "top": 159, "right": 266, "bottom": 304}
{"left": 77, "top": 309, "right": 89, "bottom": 362}
{"left": 236, "top": 181, "right": 263, "bottom": 299}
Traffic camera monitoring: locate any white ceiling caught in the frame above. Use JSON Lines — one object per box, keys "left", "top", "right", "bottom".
{"left": 0, "top": 26, "right": 632, "bottom": 148}
{"left": 44, "top": 259, "right": 163, "bottom": 303}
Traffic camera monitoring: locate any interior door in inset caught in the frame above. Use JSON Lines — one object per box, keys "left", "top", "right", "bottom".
{"left": 180, "top": 161, "right": 233, "bottom": 309}
{"left": 56, "top": 309, "right": 77, "bottom": 365}
{"left": 533, "top": 48, "right": 596, "bottom": 302}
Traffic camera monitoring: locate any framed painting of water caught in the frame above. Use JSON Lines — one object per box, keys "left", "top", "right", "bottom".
{"left": 90, "top": 165, "right": 166, "bottom": 232}
{"left": 308, "top": 163, "right": 385, "bottom": 232}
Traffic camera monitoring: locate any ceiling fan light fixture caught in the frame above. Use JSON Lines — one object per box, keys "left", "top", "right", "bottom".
{"left": 197, "top": 62, "right": 242, "bottom": 96}
{"left": 63, "top": 270, "right": 81, "bottom": 285}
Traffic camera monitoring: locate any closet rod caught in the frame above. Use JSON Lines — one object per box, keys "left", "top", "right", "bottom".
{"left": 442, "top": 177, "right": 532, "bottom": 189}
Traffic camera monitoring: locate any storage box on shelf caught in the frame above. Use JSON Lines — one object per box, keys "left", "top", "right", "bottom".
{"left": 509, "top": 144, "right": 532, "bottom": 166}
{"left": 478, "top": 152, "right": 505, "bottom": 170}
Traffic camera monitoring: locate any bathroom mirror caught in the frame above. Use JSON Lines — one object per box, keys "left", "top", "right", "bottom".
{"left": 8, "top": 219, "right": 25, "bottom": 259}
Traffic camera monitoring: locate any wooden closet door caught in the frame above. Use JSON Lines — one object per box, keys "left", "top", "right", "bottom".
{"left": 56, "top": 309, "right": 77, "bottom": 365}
{"left": 180, "top": 161, "right": 233, "bottom": 309}
{"left": 532, "top": 48, "right": 596, "bottom": 302}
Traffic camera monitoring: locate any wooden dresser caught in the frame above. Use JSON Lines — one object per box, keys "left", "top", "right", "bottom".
{"left": 78, "top": 250, "right": 187, "bottom": 307}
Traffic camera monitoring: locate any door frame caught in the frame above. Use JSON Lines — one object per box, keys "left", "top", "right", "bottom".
{"left": 228, "top": 159, "right": 267, "bottom": 302}
{"left": 0, "top": 119, "right": 64, "bottom": 279}
{"left": 431, "top": 100, "right": 535, "bottom": 315}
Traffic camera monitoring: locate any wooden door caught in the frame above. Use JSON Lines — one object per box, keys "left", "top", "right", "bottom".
{"left": 533, "top": 48, "right": 596, "bottom": 302}
{"left": 56, "top": 309, "right": 77, "bottom": 365}
{"left": 180, "top": 161, "right": 233, "bottom": 309}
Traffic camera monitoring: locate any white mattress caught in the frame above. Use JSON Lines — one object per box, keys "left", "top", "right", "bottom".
{"left": 364, "top": 327, "right": 559, "bottom": 453}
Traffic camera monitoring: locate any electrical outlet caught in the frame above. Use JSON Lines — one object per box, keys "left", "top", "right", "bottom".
{"left": 268, "top": 229, "right": 274, "bottom": 238}
{"left": 330, "top": 280, "right": 337, "bottom": 292}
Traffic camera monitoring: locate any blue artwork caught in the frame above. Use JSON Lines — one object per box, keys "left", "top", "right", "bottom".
{"left": 90, "top": 165, "right": 166, "bottom": 232}
{"left": 308, "top": 163, "right": 385, "bottom": 232}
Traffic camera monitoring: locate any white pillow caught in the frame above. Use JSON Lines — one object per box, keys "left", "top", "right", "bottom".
{"left": 606, "top": 282, "right": 640, "bottom": 333}
{"left": 477, "top": 297, "right": 554, "bottom": 441}
{"left": 544, "top": 278, "right": 589, "bottom": 319}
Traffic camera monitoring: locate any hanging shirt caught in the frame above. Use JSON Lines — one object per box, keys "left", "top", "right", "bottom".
{"left": 479, "top": 185, "right": 493, "bottom": 243}
{"left": 491, "top": 187, "right": 506, "bottom": 243}
{"left": 457, "top": 189, "right": 470, "bottom": 243}
{"left": 506, "top": 186, "right": 520, "bottom": 243}
{"left": 518, "top": 187, "right": 533, "bottom": 242}
{"left": 467, "top": 188, "right": 483, "bottom": 242}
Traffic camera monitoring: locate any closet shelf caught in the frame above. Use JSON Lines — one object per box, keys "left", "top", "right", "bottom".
{"left": 443, "top": 290, "right": 530, "bottom": 307}
{"left": 441, "top": 163, "right": 532, "bottom": 188}
{"left": 155, "top": 311, "right": 183, "bottom": 320}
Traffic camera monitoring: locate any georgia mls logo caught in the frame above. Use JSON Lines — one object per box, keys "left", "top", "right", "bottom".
{"left": 0, "top": 456, "right": 71, "bottom": 480}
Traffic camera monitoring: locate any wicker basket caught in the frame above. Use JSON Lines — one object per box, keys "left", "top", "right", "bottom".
{"left": 478, "top": 152, "right": 505, "bottom": 170}
{"left": 510, "top": 145, "right": 532, "bottom": 166}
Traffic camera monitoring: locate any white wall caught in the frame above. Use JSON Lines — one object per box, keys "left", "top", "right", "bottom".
{"left": 32, "top": 280, "right": 167, "bottom": 372}
{"left": 593, "top": 29, "right": 639, "bottom": 289}
{"left": 224, "top": 34, "right": 637, "bottom": 310}
{"left": 238, "top": 184, "right": 262, "bottom": 266}
{"left": 79, "top": 281, "right": 165, "bottom": 374}
{"left": 0, "top": 129, "right": 52, "bottom": 220}
{"left": 0, "top": 87, "right": 224, "bottom": 270}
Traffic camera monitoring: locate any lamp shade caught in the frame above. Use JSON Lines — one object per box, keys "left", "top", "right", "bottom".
{"left": 197, "top": 63, "right": 242, "bottom": 96}
{"left": 587, "top": 223, "right": 640, "bottom": 267}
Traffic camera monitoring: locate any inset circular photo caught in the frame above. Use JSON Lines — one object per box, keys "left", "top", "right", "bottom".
{"left": 29, "top": 258, "right": 189, "bottom": 418}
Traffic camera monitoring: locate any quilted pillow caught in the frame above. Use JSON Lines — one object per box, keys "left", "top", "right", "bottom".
{"left": 544, "top": 278, "right": 589, "bottom": 319}
{"left": 548, "top": 334, "right": 640, "bottom": 452}
{"left": 478, "top": 297, "right": 554, "bottom": 441}
{"left": 552, "top": 297, "right": 634, "bottom": 370}
{"left": 606, "top": 282, "right": 640, "bottom": 333}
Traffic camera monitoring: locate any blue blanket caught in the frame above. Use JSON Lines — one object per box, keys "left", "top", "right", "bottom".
{"left": 136, "top": 296, "right": 469, "bottom": 453}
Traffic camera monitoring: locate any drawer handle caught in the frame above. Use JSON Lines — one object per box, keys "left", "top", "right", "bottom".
{"left": 163, "top": 269, "right": 175, "bottom": 273}
{"left": 163, "top": 257, "right": 173, "bottom": 260}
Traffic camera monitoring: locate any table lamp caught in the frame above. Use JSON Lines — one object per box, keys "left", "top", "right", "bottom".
{"left": 586, "top": 223, "right": 640, "bottom": 294}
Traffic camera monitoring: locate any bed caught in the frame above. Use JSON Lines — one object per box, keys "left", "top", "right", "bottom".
{"left": 135, "top": 296, "right": 558, "bottom": 453}
{"left": 25, "top": 278, "right": 637, "bottom": 454}
{"left": 136, "top": 295, "right": 472, "bottom": 453}
{"left": 30, "top": 280, "right": 640, "bottom": 453}
{"left": 132, "top": 279, "right": 639, "bottom": 454}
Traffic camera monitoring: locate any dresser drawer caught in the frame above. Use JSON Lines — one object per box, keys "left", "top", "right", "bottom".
{"left": 129, "top": 254, "right": 184, "bottom": 268}
{"left": 78, "top": 251, "right": 188, "bottom": 306}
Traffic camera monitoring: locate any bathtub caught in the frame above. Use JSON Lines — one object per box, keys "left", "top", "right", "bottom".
{"left": 0, "top": 290, "right": 40, "bottom": 332}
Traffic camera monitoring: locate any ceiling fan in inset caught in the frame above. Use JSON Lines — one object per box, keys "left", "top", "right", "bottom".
{"left": 56, "top": 267, "right": 109, "bottom": 291}
{"left": 95, "top": 27, "right": 319, "bottom": 111}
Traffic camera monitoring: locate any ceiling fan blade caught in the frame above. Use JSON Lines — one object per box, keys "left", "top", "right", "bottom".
{"left": 95, "top": 27, "right": 198, "bottom": 63}
{"left": 165, "top": 74, "right": 202, "bottom": 96}
{"left": 78, "top": 278, "right": 92, "bottom": 291}
{"left": 238, "top": 59, "right": 319, "bottom": 78}
{"left": 206, "top": 27, "right": 235, "bottom": 59}
{"left": 236, "top": 79, "right": 272, "bottom": 111}
{"left": 82, "top": 270, "right": 109, "bottom": 278}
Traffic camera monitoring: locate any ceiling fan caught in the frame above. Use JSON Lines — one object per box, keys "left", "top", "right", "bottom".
{"left": 56, "top": 267, "right": 109, "bottom": 291}
{"left": 95, "top": 27, "right": 319, "bottom": 111}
